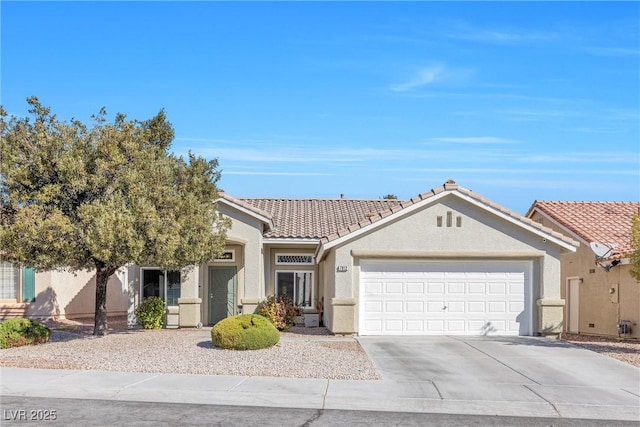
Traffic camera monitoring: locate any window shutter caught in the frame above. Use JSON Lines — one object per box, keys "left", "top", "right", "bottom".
{"left": 21, "top": 267, "right": 35, "bottom": 302}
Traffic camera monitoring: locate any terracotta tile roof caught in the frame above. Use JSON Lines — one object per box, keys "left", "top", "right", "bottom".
{"left": 239, "top": 197, "right": 403, "bottom": 239}
{"left": 236, "top": 180, "right": 576, "bottom": 249}
{"left": 527, "top": 201, "right": 640, "bottom": 258}
{"left": 316, "top": 180, "right": 576, "bottom": 246}
{"left": 219, "top": 192, "right": 274, "bottom": 224}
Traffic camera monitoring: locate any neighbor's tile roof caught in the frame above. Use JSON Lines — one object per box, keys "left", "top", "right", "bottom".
{"left": 527, "top": 201, "right": 640, "bottom": 257}
{"left": 238, "top": 180, "right": 576, "bottom": 248}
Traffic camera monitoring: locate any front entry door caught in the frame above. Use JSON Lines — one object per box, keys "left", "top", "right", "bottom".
{"left": 208, "top": 266, "right": 238, "bottom": 325}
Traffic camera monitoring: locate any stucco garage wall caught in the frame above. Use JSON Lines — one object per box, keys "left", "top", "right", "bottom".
{"left": 327, "top": 195, "right": 565, "bottom": 334}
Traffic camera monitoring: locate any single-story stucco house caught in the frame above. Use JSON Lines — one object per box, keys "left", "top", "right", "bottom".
{"left": 527, "top": 201, "right": 640, "bottom": 339}
{"left": 1, "top": 180, "right": 580, "bottom": 336}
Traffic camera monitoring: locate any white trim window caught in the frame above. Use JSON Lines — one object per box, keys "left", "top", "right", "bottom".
{"left": 275, "top": 253, "right": 313, "bottom": 265}
{"left": 0, "top": 262, "right": 35, "bottom": 302}
{"left": 275, "top": 271, "right": 313, "bottom": 308}
{"left": 0, "top": 262, "right": 19, "bottom": 300}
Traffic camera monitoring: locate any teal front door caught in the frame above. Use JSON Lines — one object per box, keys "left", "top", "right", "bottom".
{"left": 208, "top": 266, "right": 238, "bottom": 325}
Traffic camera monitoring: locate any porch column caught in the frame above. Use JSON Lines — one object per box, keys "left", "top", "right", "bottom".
{"left": 178, "top": 266, "right": 202, "bottom": 327}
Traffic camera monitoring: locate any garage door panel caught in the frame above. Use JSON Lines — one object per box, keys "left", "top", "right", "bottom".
{"left": 385, "top": 282, "right": 403, "bottom": 293}
{"left": 385, "top": 319, "right": 403, "bottom": 331}
{"left": 360, "top": 260, "right": 531, "bottom": 336}
{"left": 488, "top": 301, "right": 507, "bottom": 313}
{"left": 364, "top": 301, "right": 383, "bottom": 313}
{"left": 427, "top": 320, "right": 445, "bottom": 332}
{"left": 406, "top": 320, "right": 424, "bottom": 332}
{"left": 427, "top": 282, "right": 445, "bottom": 293}
{"left": 447, "top": 282, "right": 465, "bottom": 293}
{"left": 488, "top": 282, "right": 507, "bottom": 294}
{"left": 406, "top": 282, "right": 425, "bottom": 293}
{"left": 509, "top": 301, "right": 524, "bottom": 313}
{"left": 385, "top": 301, "right": 403, "bottom": 312}
{"left": 427, "top": 301, "right": 445, "bottom": 312}
{"left": 467, "top": 301, "right": 486, "bottom": 313}
{"left": 365, "top": 281, "right": 383, "bottom": 294}
{"left": 468, "top": 282, "right": 486, "bottom": 293}
{"left": 447, "top": 301, "right": 465, "bottom": 313}
{"left": 509, "top": 282, "right": 524, "bottom": 294}
{"left": 446, "top": 320, "right": 465, "bottom": 332}
{"left": 406, "top": 301, "right": 424, "bottom": 312}
{"left": 364, "top": 319, "right": 383, "bottom": 332}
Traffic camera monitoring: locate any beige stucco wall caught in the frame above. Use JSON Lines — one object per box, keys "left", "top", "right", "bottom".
{"left": 217, "top": 204, "right": 265, "bottom": 303}
{"left": 324, "top": 195, "right": 568, "bottom": 335}
{"left": 24, "top": 269, "right": 129, "bottom": 320}
{"left": 530, "top": 212, "right": 639, "bottom": 338}
{"left": 320, "top": 250, "right": 336, "bottom": 331}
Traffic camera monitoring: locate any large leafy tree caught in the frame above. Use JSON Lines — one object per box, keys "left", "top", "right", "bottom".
{"left": 0, "top": 97, "right": 229, "bottom": 335}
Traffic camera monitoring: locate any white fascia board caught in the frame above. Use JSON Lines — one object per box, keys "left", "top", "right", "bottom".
{"left": 216, "top": 198, "right": 274, "bottom": 230}
{"left": 263, "top": 238, "right": 320, "bottom": 245}
{"left": 526, "top": 208, "right": 589, "bottom": 247}
{"left": 455, "top": 193, "right": 577, "bottom": 252}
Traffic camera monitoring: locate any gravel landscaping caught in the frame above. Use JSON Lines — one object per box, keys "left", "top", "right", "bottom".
{"left": 0, "top": 318, "right": 381, "bottom": 380}
{"left": 561, "top": 333, "right": 640, "bottom": 368}
{"left": 2, "top": 318, "right": 638, "bottom": 380}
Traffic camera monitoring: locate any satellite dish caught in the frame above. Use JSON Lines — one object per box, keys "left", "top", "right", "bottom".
{"left": 590, "top": 242, "right": 622, "bottom": 272}
{"left": 590, "top": 242, "right": 612, "bottom": 259}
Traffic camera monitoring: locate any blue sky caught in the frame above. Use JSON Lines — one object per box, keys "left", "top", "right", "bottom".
{"left": 2, "top": 1, "right": 638, "bottom": 214}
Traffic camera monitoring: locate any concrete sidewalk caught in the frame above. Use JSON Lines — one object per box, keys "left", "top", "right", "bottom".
{"left": 1, "top": 365, "right": 638, "bottom": 422}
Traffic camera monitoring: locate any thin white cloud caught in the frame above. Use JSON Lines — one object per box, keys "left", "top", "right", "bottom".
{"left": 390, "top": 64, "right": 445, "bottom": 92}
{"left": 379, "top": 167, "right": 638, "bottom": 177}
{"left": 429, "top": 137, "right": 520, "bottom": 145}
{"left": 582, "top": 46, "right": 640, "bottom": 57}
{"left": 444, "top": 21, "right": 557, "bottom": 44}
{"left": 518, "top": 152, "right": 638, "bottom": 164}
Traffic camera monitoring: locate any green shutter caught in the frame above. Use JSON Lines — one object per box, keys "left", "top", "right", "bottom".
{"left": 21, "top": 267, "right": 35, "bottom": 302}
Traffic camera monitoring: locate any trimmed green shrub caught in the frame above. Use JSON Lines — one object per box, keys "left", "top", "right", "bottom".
{"left": 0, "top": 318, "right": 51, "bottom": 349}
{"left": 211, "top": 314, "right": 279, "bottom": 350}
{"left": 256, "top": 295, "right": 298, "bottom": 331}
{"left": 136, "top": 296, "right": 166, "bottom": 329}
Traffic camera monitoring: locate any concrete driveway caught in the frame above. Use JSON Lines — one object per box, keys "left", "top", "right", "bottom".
{"left": 356, "top": 335, "right": 640, "bottom": 420}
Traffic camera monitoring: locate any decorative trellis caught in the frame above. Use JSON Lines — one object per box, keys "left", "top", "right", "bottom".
{"left": 275, "top": 254, "right": 313, "bottom": 265}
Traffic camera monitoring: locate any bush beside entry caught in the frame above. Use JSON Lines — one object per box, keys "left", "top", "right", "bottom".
{"left": 211, "top": 314, "right": 280, "bottom": 350}
{"left": 136, "top": 296, "right": 166, "bottom": 329}
{"left": 0, "top": 318, "right": 51, "bottom": 349}
{"left": 256, "top": 295, "right": 298, "bottom": 331}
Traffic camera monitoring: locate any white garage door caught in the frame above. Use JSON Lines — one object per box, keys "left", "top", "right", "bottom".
{"left": 360, "top": 260, "right": 532, "bottom": 336}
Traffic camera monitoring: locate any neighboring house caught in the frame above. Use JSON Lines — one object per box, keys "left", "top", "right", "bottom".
{"left": 1, "top": 180, "right": 579, "bottom": 336}
{"left": 527, "top": 201, "right": 640, "bottom": 339}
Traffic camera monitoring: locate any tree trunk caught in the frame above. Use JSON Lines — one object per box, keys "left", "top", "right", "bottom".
{"left": 94, "top": 261, "right": 117, "bottom": 336}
